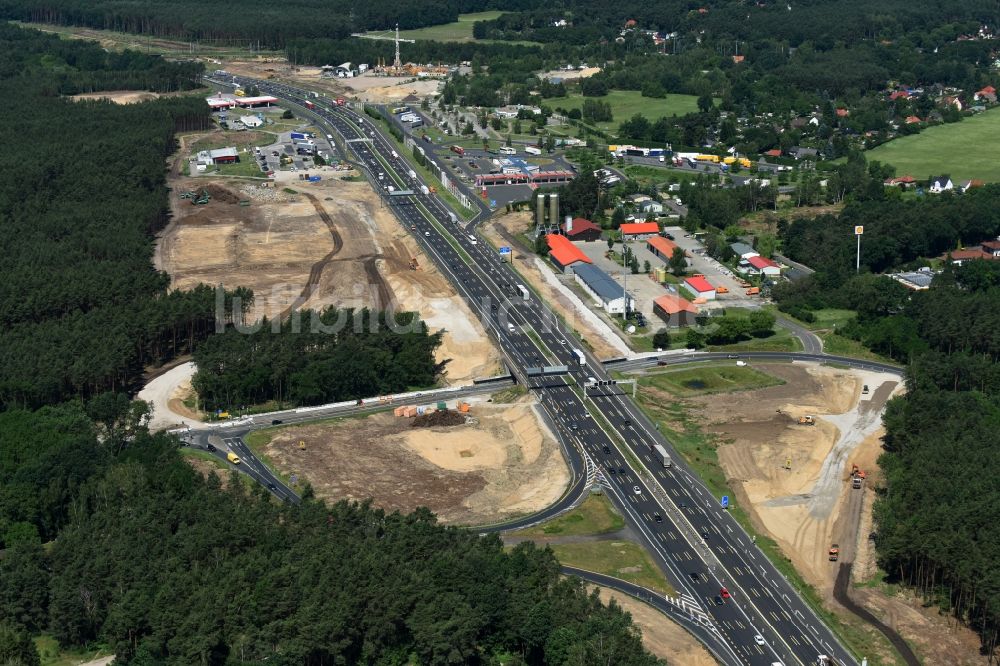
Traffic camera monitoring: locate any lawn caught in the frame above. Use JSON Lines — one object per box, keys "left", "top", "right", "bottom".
{"left": 394, "top": 11, "right": 504, "bottom": 42}
{"left": 516, "top": 494, "right": 625, "bottom": 537}
{"left": 819, "top": 332, "right": 900, "bottom": 365}
{"left": 34, "top": 635, "right": 111, "bottom": 666}
{"left": 543, "top": 90, "right": 701, "bottom": 133}
{"left": 550, "top": 541, "right": 675, "bottom": 595}
{"left": 707, "top": 327, "right": 803, "bottom": 353}
{"left": 639, "top": 364, "right": 785, "bottom": 397}
{"left": 801, "top": 308, "right": 857, "bottom": 332}
{"left": 866, "top": 107, "right": 1000, "bottom": 182}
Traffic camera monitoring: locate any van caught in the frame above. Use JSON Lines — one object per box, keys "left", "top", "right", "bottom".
{"left": 468, "top": 234, "right": 478, "bottom": 245}
{"left": 508, "top": 323, "right": 516, "bottom": 333}
{"left": 226, "top": 452, "right": 241, "bottom": 465}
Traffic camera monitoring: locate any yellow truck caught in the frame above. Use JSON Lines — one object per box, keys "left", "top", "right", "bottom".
{"left": 226, "top": 452, "right": 241, "bottom": 465}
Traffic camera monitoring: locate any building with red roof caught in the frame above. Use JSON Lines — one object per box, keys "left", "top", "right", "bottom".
{"left": 546, "top": 234, "right": 593, "bottom": 273}
{"left": 619, "top": 222, "right": 660, "bottom": 239}
{"left": 835, "top": 108, "right": 850, "bottom": 117}
{"left": 646, "top": 236, "right": 679, "bottom": 261}
{"left": 653, "top": 293, "right": 699, "bottom": 328}
{"left": 904, "top": 115, "right": 922, "bottom": 124}
{"left": 746, "top": 255, "right": 781, "bottom": 277}
{"left": 561, "top": 217, "right": 603, "bottom": 242}
{"left": 763, "top": 148, "right": 782, "bottom": 158}
{"left": 682, "top": 275, "right": 716, "bottom": 300}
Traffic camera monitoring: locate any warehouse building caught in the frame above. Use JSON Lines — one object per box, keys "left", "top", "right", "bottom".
{"left": 681, "top": 275, "right": 716, "bottom": 300}
{"left": 561, "top": 217, "right": 603, "bottom": 242}
{"left": 546, "top": 234, "right": 593, "bottom": 273}
{"left": 653, "top": 293, "right": 699, "bottom": 327}
{"left": 573, "top": 263, "right": 634, "bottom": 314}
{"left": 646, "top": 235, "right": 680, "bottom": 261}
{"left": 196, "top": 147, "right": 239, "bottom": 166}
{"left": 619, "top": 221, "right": 660, "bottom": 240}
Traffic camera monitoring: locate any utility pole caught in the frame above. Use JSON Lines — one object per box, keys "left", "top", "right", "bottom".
{"left": 854, "top": 225, "right": 863, "bottom": 272}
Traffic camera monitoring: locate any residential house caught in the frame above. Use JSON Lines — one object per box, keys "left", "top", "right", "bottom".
{"left": 546, "top": 234, "right": 593, "bottom": 273}
{"left": 885, "top": 175, "right": 917, "bottom": 189}
{"left": 729, "top": 242, "right": 758, "bottom": 259}
{"left": 653, "top": 293, "right": 699, "bottom": 327}
{"left": 560, "top": 217, "right": 603, "bottom": 242}
{"left": 762, "top": 148, "right": 782, "bottom": 158}
{"left": 787, "top": 146, "right": 818, "bottom": 160}
{"left": 573, "top": 264, "right": 633, "bottom": 314}
{"left": 975, "top": 85, "right": 997, "bottom": 103}
{"left": 961, "top": 179, "right": 986, "bottom": 193}
{"left": 638, "top": 200, "right": 664, "bottom": 216}
{"left": 929, "top": 175, "right": 954, "bottom": 193}
{"left": 904, "top": 115, "right": 922, "bottom": 124}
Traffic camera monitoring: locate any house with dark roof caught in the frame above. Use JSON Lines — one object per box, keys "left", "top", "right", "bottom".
{"left": 653, "top": 293, "right": 699, "bottom": 327}
{"left": 560, "top": 217, "right": 602, "bottom": 242}
{"left": 787, "top": 146, "right": 818, "bottom": 160}
{"left": 573, "top": 264, "right": 633, "bottom": 314}
{"left": 929, "top": 175, "right": 954, "bottom": 193}
{"left": 546, "top": 234, "right": 593, "bottom": 273}
{"left": 730, "top": 242, "right": 758, "bottom": 259}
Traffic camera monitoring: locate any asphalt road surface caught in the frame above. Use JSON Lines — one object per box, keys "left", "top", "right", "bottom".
{"left": 210, "top": 76, "right": 865, "bottom": 666}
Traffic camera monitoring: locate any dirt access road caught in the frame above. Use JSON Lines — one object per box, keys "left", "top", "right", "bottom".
{"left": 155, "top": 132, "right": 498, "bottom": 385}
{"left": 255, "top": 398, "right": 569, "bottom": 525}
{"left": 674, "top": 361, "right": 984, "bottom": 664}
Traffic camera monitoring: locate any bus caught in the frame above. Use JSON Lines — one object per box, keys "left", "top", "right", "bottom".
{"left": 390, "top": 105, "right": 410, "bottom": 114}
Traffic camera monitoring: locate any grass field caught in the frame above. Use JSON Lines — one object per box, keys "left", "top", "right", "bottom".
{"left": 393, "top": 11, "right": 503, "bottom": 42}
{"left": 543, "top": 90, "right": 701, "bottom": 133}
{"left": 34, "top": 635, "right": 111, "bottom": 666}
{"left": 639, "top": 364, "right": 785, "bottom": 397}
{"left": 516, "top": 494, "right": 624, "bottom": 537}
{"left": 866, "top": 108, "right": 1000, "bottom": 182}
{"left": 550, "top": 541, "right": 675, "bottom": 595}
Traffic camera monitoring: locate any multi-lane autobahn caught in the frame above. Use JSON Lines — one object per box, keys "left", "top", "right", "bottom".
{"left": 207, "top": 75, "right": 872, "bottom": 666}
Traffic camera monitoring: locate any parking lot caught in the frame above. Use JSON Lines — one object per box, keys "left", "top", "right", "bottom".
{"left": 663, "top": 226, "right": 761, "bottom": 309}
{"left": 575, "top": 240, "right": 678, "bottom": 326}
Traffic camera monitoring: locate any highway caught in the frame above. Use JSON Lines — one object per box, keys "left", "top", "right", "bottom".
{"left": 214, "top": 75, "right": 862, "bottom": 666}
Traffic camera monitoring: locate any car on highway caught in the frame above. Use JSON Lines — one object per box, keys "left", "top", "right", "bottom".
{"left": 701, "top": 530, "right": 710, "bottom": 539}
{"left": 425, "top": 231, "right": 431, "bottom": 236}
{"left": 267, "top": 482, "right": 277, "bottom": 491}
{"left": 271, "top": 419, "right": 283, "bottom": 425}
{"left": 754, "top": 634, "right": 765, "bottom": 646}
{"left": 603, "top": 445, "right": 610, "bottom": 454}
{"left": 654, "top": 513, "right": 663, "bottom": 523}
{"left": 713, "top": 595, "right": 725, "bottom": 606}
{"left": 727, "top": 354, "right": 740, "bottom": 359}
{"left": 657, "top": 360, "right": 668, "bottom": 366}
{"left": 607, "top": 467, "right": 616, "bottom": 475}
{"left": 632, "top": 485, "right": 641, "bottom": 495}
{"left": 689, "top": 572, "right": 702, "bottom": 582}
{"left": 720, "top": 587, "right": 731, "bottom": 599}
{"left": 570, "top": 424, "right": 578, "bottom": 430}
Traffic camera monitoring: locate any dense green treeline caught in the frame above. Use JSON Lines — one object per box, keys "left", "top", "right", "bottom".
{"left": 0, "top": 404, "right": 660, "bottom": 665}
{"left": 192, "top": 309, "right": 445, "bottom": 410}
{"left": 870, "top": 264, "right": 1000, "bottom": 657}
{"left": 0, "top": 0, "right": 513, "bottom": 48}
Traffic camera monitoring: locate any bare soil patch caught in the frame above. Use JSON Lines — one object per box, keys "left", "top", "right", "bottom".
{"left": 156, "top": 147, "right": 497, "bottom": 384}
{"left": 70, "top": 90, "right": 160, "bottom": 104}
{"left": 593, "top": 587, "right": 717, "bottom": 666}
{"left": 259, "top": 402, "right": 568, "bottom": 524}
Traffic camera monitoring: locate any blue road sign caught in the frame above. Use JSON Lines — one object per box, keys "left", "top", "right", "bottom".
{"left": 721, "top": 495, "right": 730, "bottom": 509}
{"left": 499, "top": 246, "right": 512, "bottom": 255}
{"left": 490, "top": 199, "right": 497, "bottom": 207}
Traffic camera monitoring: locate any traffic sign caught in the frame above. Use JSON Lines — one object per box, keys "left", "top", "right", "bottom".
{"left": 490, "top": 199, "right": 497, "bottom": 207}
{"left": 499, "top": 246, "right": 512, "bottom": 255}
{"left": 721, "top": 495, "right": 730, "bottom": 509}
{"left": 855, "top": 225, "right": 864, "bottom": 235}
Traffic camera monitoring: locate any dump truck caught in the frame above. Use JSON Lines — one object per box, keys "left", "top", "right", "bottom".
{"left": 828, "top": 544, "right": 839, "bottom": 561}
{"left": 798, "top": 415, "right": 815, "bottom": 425}
{"left": 227, "top": 452, "right": 241, "bottom": 465}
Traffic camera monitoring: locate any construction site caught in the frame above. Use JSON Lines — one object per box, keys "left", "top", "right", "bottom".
{"left": 626, "top": 361, "right": 983, "bottom": 665}
{"left": 250, "top": 397, "right": 571, "bottom": 525}
{"left": 155, "top": 128, "right": 499, "bottom": 387}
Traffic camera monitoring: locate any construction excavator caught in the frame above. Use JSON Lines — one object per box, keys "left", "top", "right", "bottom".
{"left": 849, "top": 463, "right": 867, "bottom": 488}
{"left": 797, "top": 415, "right": 815, "bottom": 425}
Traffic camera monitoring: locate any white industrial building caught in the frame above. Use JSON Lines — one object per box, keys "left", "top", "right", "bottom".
{"left": 239, "top": 114, "right": 263, "bottom": 128}
{"left": 573, "top": 264, "right": 634, "bottom": 314}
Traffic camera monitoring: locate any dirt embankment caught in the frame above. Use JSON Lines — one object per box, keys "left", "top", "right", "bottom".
{"left": 678, "top": 362, "right": 985, "bottom": 664}
{"left": 156, "top": 148, "right": 498, "bottom": 384}
{"left": 259, "top": 401, "right": 569, "bottom": 525}
{"left": 481, "top": 212, "right": 624, "bottom": 359}
{"left": 594, "top": 588, "right": 717, "bottom": 666}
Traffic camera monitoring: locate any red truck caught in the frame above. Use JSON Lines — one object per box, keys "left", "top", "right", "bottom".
{"left": 304, "top": 101, "right": 316, "bottom": 109}
{"left": 450, "top": 145, "right": 465, "bottom": 157}
{"left": 335, "top": 98, "right": 345, "bottom": 106}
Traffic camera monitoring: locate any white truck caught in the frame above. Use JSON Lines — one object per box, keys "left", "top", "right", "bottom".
{"left": 524, "top": 146, "right": 541, "bottom": 156}
{"left": 571, "top": 348, "right": 586, "bottom": 366}
{"left": 654, "top": 444, "right": 672, "bottom": 468}
{"left": 499, "top": 146, "right": 516, "bottom": 155}
{"left": 448, "top": 212, "right": 458, "bottom": 224}
{"left": 516, "top": 284, "right": 529, "bottom": 300}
